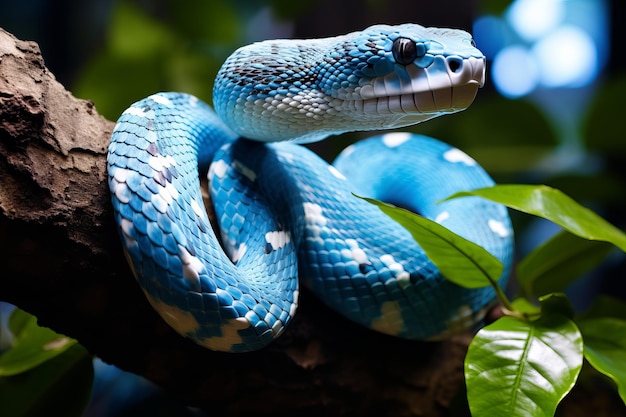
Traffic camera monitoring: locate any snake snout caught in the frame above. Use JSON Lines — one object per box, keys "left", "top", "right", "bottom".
{"left": 446, "top": 56, "right": 486, "bottom": 88}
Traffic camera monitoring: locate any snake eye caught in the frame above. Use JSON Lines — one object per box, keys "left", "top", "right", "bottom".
{"left": 470, "top": 38, "right": 477, "bottom": 48}
{"left": 392, "top": 37, "right": 419, "bottom": 65}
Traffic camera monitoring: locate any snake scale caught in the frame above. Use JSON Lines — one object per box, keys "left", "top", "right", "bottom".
{"left": 107, "top": 24, "right": 514, "bottom": 352}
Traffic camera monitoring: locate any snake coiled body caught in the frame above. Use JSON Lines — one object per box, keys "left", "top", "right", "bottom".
{"left": 108, "top": 24, "right": 514, "bottom": 352}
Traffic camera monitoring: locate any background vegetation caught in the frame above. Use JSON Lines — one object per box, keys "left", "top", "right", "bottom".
{"left": 1, "top": 0, "right": 625, "bottom": 415}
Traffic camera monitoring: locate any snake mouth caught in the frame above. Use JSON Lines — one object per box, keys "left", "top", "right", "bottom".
{"left": 355, "top": 55, "right": 485, "bottom": 125}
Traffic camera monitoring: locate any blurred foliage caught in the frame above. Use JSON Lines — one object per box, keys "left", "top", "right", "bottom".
{"left": 0, "top": 308, "right": 93, "bottom": 417}
{"left": 584, "top": 75, "right": 626, "bottom": 157}
{"left": 478, "top": 0, "right": 513, "bottom": 15}
{"left": 74, "top": 0, "right": 253, "bottom": 119}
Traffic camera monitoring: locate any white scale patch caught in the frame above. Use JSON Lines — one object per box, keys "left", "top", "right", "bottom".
{"left": 164, "top": 183, "right": 179, "bottom": 201}
{"left": 179, "top": 245, "right": 204, "bottom": 288}
{"left": 435, "top": 211, "right": 450, "bottom": 223}
{"left": 230, "top": 242, "right": 247, "bottom": 263}
{"left": 341, "top": 238, "right": 369, "bottom": 264}
{"left": 443, "top": 149, "right": 477, "bottom": 166}
{"left": 123, "top": 106, "right": 148, "bottom": 118}
{"left": 209, "top": 159, "right": 229, "bottom": 179}
{"left": 370, "top": 300, "right": 405, "bottom": 336}
{"left": 279, "top": 152, "right": 295, "bottom": 164}
{"left": 120, "top": 218, "right": 137, "bottom": 248}
{"left": 145, "top": 130, "right": 158, "bottom": 144}
{"left": 111, "top": 167, "right": 135, "bottom": 204}
{"left": 151, "top": 193, "right": 169, "bottom": 214}
{"left": 191, "top": 199, "right": 206, "bottom": 219}
{"left": 303, "top": 202, "right": 328, "bottom": 229}
{"left": 382, "top": 132, "right": 412, "bottom": 148}
{"left": 328, "top": 165, "right": 346, "bottom": 180}
{"left": 265, "top": 231, "right": 291, "bottom": 250}
{"left": 338, "top": 144, "right": 356, "bottom": 158}
{"left": 149, "top": 94, "right": 174, "bottom": 107}
{"left": 204, "top": 316, "right": 250, "bottom": 351}
{"left": 271, "top": 319, "right": 285, "bottom": 337}
{"left": 291, "top": 289, "right": 299, "bottom": 318}
{"left": 112, "top": 167, "right": 130, "bottom": 184}
{"left": 233, "top": 160, "right": 257, "bottom": 181}
{"left": 380, "top": 254, "right": 410, "bottom": 287}
{"left": 144, "top": 292, "right": 201, "bottom": 338}
{"left": 152, "top": 182, "right": 178, "bottom": 205}
{"left": 147, "top": 155, "right": 180, "bottom": 204}
{"left": 148, "top": 155, "right": 166, "bottom": 172}
{"left": 488, "top": 219, "right": 510, "bottom": 238}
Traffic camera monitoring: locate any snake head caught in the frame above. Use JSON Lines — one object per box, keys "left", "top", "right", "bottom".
{"left": 323, "top": 24, "right": 486, "bottom": 128}
{"left": 213, "top": 23, "right": 485, "bottom": 143}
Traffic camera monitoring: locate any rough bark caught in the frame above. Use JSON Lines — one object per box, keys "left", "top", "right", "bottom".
{"left": 0, "top": 28, "right": 623, "bottom": 417}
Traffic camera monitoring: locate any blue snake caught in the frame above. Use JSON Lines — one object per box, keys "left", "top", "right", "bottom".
{"left": 107, "top": 24, "right": 514, "bottom": 352}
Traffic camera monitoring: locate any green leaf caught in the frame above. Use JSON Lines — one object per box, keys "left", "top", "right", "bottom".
{"left": 0, "top": 309, "right": 77, "bottom": 376}
{"left": 517, "top": 231, "right": 614, "bottom": 298}
{"left": 358, "top": 195, "right": 503, "bottom": 288}
{"left": 8, "top": 308, "right": 31, "bottom": 338}
{"left": 578, "top": 318, "right": 626, "bottom": 404}
{"left": 465, "top": 314, "right": 583, "bottom": 417}
{"left": 446, "top": 184, "right": 626, "bottom": 252}
{"left": 0, "top": 343, "right": 93, "bottom": 417}
{"left": 578, "top": 295, "right": 626, "bottom": 322}
{"left": 539, "top": 293, "right": 575, "bottom": 320}
{"left": 510, "top": 297, "right": 540, "bottom": 316}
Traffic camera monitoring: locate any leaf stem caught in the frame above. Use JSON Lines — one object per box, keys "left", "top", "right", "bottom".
{"left": 490, "top": 277, "right": 515, "bottom": 313}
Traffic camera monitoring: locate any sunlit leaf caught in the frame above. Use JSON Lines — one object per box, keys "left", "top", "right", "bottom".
{"left": 518, "top": 231, "right": 614, "bottom": 298}
{"left": 510, "top": 297, "right": 540, "bottom": 316}
{"left": 0, "top": 309, "right": 77, "bottom": 376}
{"left": 465, "top": 314, "right": 583, "bottom": 417}
{"left": 446, "top": 184, "right": 626, "bottom": 252}
{"left": 358, "top": 195, "right": 502, "bottom": 288}
{"left": 0, "top": 343, "right": 93, "bottom": 417}
{"left": 578, "top": 318, "right": 626, "bottom": 404}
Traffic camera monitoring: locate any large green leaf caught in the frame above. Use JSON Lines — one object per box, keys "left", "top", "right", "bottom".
{"left": 0, "top": 309, "right": 77, "bottom": 376}
{"left": 465, "top": 314, "right": 583, "bottom": 417}
{"left": 0, "top": 343, "right": 93, "bottom": 417}
{"left": 578, "top": 318, "right": 626, "bottom": 404}
{"left": 447, "top": 185, "right": 626, "bottom": 252}
{"left": 358, "top": 196, "right": 503, "bottom": 288}
{"left": 517, "top": 231, "right": 614, "bottom": 298}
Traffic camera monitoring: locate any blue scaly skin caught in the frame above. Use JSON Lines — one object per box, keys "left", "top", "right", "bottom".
{"left": 107, "top": 24, "right": 513, "bottom": 352}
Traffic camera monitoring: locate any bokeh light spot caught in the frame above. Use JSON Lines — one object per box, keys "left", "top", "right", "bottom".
{"left": 532, "top": 25, "right": 598, "bottom": 88}
{"left": 492, "top": 45, "right": 539, "bottom": 98}
{"left": 506, "top": 0, "right": 564, "bottom": 42}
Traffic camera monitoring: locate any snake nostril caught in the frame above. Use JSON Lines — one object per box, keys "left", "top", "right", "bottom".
{"left": 447, "top": 58, "right": 462, "bottom": 73}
